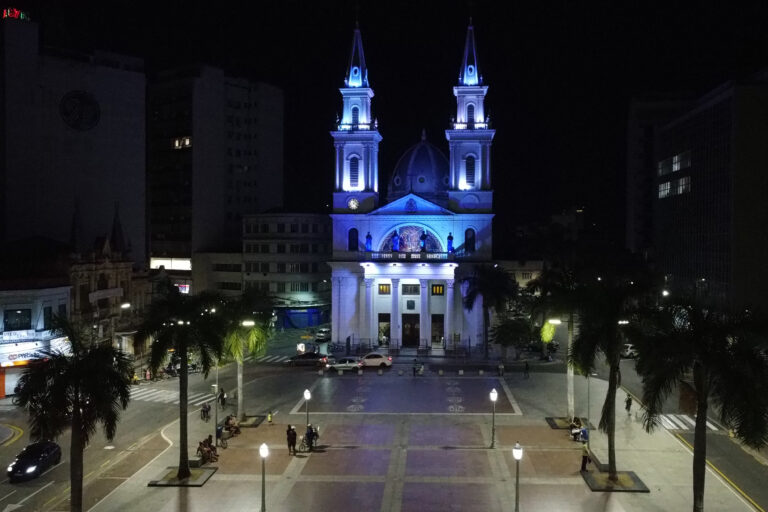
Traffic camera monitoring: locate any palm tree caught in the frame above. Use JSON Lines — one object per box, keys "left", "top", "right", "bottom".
{"left": 222, "top": 289, "right": 273, "bottom": 420}
{"left": 631, "top": 299, "right": 768, "bottom": 512}
{"left": 569, "top": 276, "right": 640, "bottom": 482}
{"left": 462, "top": 264, "right": 519, "bottom": 359}
{"left": 14, "top": 316, "right": 132, "bottom": 512}
{"left": 138, "top": 285, "right": 226, "bottom": 480}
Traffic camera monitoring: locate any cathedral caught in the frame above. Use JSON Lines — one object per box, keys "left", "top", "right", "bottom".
{"left": 329, "top": 24, "right": 495, "bottom": 351}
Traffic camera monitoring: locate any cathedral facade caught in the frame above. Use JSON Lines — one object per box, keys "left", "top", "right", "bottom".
{"left": 329, "top": 24, "right": 495, "bottom": 350}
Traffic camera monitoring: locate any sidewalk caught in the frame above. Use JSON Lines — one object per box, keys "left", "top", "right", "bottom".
{"left": 85, "top": 371, "right": 754, "bottom": 512}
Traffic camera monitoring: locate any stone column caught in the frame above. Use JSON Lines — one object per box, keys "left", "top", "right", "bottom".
{"left": 334, "top": 143, "right": 342, "bottom": 190}
{"left": 444, "top": 279, "right": 454, "bottom": 346}
{"left": 391, "top": 278, "right": 400, "bottom": 347}
{"left": 331, "top": 277, "right": 342, "bottom": 343}
{"left": 420, "top": 279, "right": 430, "bottom": 347}
{"left": 365, "top": 278, "right": 375, "bottom": 344}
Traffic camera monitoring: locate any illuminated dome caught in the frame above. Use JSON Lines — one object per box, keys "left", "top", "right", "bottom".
{"left": 388, "top": 135, "right": 450, "bottom": 204}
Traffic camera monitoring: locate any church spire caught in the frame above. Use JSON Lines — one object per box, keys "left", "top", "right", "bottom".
{"left": 345, "top": 25, "right": 369, "bottom": 88}
{"left": 459, "top": 22, "right": 481, "bottom": 86}
{"left": 110, "top": 201, "right": 127, "bottom": 255}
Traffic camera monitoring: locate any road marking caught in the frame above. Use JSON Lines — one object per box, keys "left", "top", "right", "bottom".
{"left": 674, "top": 433, "right": 765, "bottom": 512}
{"left": 9, "top": 481, "right": 53, "bottom": 506}
{"left": 0, "top": 491, "right": 15, "bottom": 504}
{"left": 0, "top": 425, "right": 23, "bottom": 447}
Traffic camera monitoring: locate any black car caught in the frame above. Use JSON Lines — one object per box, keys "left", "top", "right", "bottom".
{"left": 7, "top": 441, "right": 61, "bottom": 482}
{"left": 287, "top": 352, "right": 329, "bottom": 367}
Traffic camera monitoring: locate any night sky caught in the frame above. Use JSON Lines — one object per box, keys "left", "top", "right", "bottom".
{"left": 18, "top": 1, "right": 768, "bottom": 251}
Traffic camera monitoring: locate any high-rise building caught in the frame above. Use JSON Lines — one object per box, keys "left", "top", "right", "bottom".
{"left": 147, "top": 66, "right": 284, "bottom": 275}
{"left": 0, "top": 10, "right": 146, "bottom": 264}
{"left": 649, "top": 75, "right": 768, "bottom": 312}
{"left": 329, "top": 24, "right": 495, "bottom": 349}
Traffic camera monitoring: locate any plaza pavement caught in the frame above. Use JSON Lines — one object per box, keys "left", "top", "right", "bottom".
{"left": 83, "top": 366, "right": 755, "bottom": 512}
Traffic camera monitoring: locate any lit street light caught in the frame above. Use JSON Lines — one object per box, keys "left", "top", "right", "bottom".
{"left": 242, "top": 319, "right": 255, "bottom": 327}
{"left": 513, "top": 441, "right": 523, "bottom": 512}
{"left": 489, "top": 388, "right": 498, "bottom": 448}
{"left": 303, "top": 389, "right": 311, "bottom": 426}
{"left": 549, "top": 315, "right": 575, "bottom": 421}
{"left": 259, "top": 443, "right": 269, "bottom": 512}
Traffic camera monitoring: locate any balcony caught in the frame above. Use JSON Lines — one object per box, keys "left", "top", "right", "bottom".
{"left": 336, "top": 122, "right": 375, "bottom": 132}
{"left": 360, "top": 251, "right": 464, "bottom": 262}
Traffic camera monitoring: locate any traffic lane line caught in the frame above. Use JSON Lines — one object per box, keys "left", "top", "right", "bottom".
{"left": 1, "top": 424, "right": 23, "bottom": 447}
{"left": 674, "top": 432, "right": 765, "bottom": 512}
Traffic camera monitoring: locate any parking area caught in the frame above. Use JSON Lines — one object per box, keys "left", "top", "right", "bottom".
{"left": 291, "top": 374, "right": 521, "bottom": 415}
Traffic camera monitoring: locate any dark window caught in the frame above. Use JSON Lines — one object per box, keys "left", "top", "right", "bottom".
{"left": 379, "top": 284, "right": 391, "bottom": 295}
{"left": 290, "top": 223, "right": 298, "bottom": 233}
{"left": 4, "top": 309, "right": 32, "bottom": 331}
{"left": 58, "top": 304, "right": 67, "bottom": 318}
{"left": 349, "top": 157, "right": 359, "bottom": 187}
{"left": 276, "top": 282, "right": 286, "bottom": 292}
{"left": 43, "top": 306, "right": 53, "bottom": 329}
{"left": 351, "top": 106, "right": 359, "bottom": 126}
{"left": 261, "top": 244, "right": 269, "bottom": 253}
{"left": 260, "top": 223, "right": 269, "bottom": 233}
{"left": 431, "top": 284, "right": 444, "bottom": 296}
{"left": 465, "top": 228, "right": 476, "bottom": 252}
{"left": 260, "top": 263, "right": 270, "bottom": 272}
{"left": 277, "top": 224, "right": 285, "bottom": 233}
{"left": 277, "top": 244, "right": 286, "bottom": 253}
{"left": 213, "top": 263, "right": 242, "bottom": 272}
{"left": 467, "top": 104, "right": 475, "bottom": 125}
{"left": 301, "top": 224, "right": 308, "bottom": 233}
{"left": 402, "top": 284, "right": 420, "bottom": 295}
{"left": 466, "top": 156, "right": 475, "bottom": 186}
{"left": 277, "top": 263, "right": 286, "bottom": 273}
{"left": 348, "top": 228, "right": 359, "bottom": 251}
{"left": 217, "top": 282, "right": 242, "bottom": 291}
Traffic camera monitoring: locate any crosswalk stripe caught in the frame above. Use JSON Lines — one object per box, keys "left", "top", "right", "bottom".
{"left": 192, "top": 396, "right": 212, "bottom": 406}
{"left": 255, "top": 355, "right": 269, "bottom": 362}
{"left": 132, "top": 390, "right": 165, "bottom": 400}
{"left": 676, "top": 414, "right": 697, "bottom": 428}
{"left": 706, "top": 420, "right": 718, "bottom": 430}
{"left": 660, "top": 416, "right": 677, "bottom": 429}
{"left": 665, "top": 415, "right": 688, "bottom": 429}
{"left": 263, "top": 355, "right": 278, "bottom": 362}
{"left": 174, "top": 392, "right": 208, "bottom": 405}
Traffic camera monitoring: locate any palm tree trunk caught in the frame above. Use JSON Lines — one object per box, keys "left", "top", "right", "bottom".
{"left": 483, "top": 307, "right": 490, "bottom": 359}
{"left": 566, "top": 311, "right": 575, "bottom": 420}
{"left": 692, "top": 362, "right": 709, "bottom": 512}
{"left": 70, "top": 410, "right": 84, "bottom": 512}
{"left": 177, "top": 344, "right": 191, "bottom": 480}
{"left": 605, "top": 356, "right": 619, "bottom": 481}
{"left": 237, "top": 360, "right": 244, "bottom": 420}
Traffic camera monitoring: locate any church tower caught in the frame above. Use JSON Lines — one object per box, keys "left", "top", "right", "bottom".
{"left": 331, "top": 25, "right": 383, "bottom": 213}
{"left": 446, "top": 22, "right": 495, "bottom": 212}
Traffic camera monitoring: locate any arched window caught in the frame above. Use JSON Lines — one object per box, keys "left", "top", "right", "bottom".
{"left": 348, "top": 228, "right": 359, "bottom": 251}
{"left": 465, "top": 156, "right": 476, "bottom": 186}
{"left": 467, "top": 104, "right": 475, "bottom": 126}
{"left": 351, "top": 106, "right": 359, "bottom": 127}
{"left": 465, "top": 228, "right": 476, "bottom": 253}
{"left": 349, "top": 157, "right": 359, "bottom": 187}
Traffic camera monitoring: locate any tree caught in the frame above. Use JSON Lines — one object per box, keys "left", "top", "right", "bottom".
{"left": 631, "top": 299, "right": 768, "bottom": 512}
{"left": 138, "top": 285, "right": 226, "bottom": 480}
{"left": 569, "top": 275, "right": 642, "bottom": 482}
{"left": 491, "top": 315, "right": 533, "bottom": 360}
{"left": 222, "top": 289, "right": 274, "bottom": 420}
{"left": 462, "top": 264, "right": 519, "bottom": 359}
{"left": 14, "top": 317, "right": 132, "bottom": 512}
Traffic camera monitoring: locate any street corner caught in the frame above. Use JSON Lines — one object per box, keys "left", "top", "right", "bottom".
{"left": 0, "top": 422, "right": 23, "bottom": 446}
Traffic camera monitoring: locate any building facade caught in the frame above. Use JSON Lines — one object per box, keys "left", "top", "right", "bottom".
{"left": 330, "top": 25, "right": 494, "bottom": 349}
{"left": 147, "top": 65, "right": 284, "bottom": 271}
{"left": 0, "top": 12, "right": 146, "bottom": 265}
{"left": 651, "top": 75, "right": 768, "bottom": 312}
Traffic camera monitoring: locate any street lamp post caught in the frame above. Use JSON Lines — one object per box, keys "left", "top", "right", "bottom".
{"left": 489, "top": 388, "right": 498, "bottom": 448}
{"left": 513, "top": 441, "right": 523, "bottom": 512}
{"left": 303, "top": 389, "right": 311, "bottom": 426}
{"left": 549, "top": 316, "right": 575, "bottom": 421}
{"left": 259, "top": 443, "right": 269, "bottom": 512}
{"left": 212, "top": 361, "right": 219, "bottom": 444}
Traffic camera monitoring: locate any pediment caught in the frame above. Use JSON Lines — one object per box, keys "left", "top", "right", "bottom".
{"left": 369, "top": 193, "right": 453, "bottom": 216}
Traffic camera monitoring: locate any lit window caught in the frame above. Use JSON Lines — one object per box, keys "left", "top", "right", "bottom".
{"left": 349, "top": 157, "right": 359, "bottom": 188}
{"left": 379, "top": 284, "right": 391, "bottom": 295}
{"left": 467, "top": 104, "right": 475, "bottom": 126}
{"left": 352, "top": 106, "right": 359, "bottom": 126}
{"left": 173, "top": 137, "right": 192, "bottom": 150}
{"left": 658, "top": 181, "right": 671, "bottom": 198}
{"left": 521, "top": 272, "right": 532, "bottom": 280}
{"left": 431, "top": 284, "right": 444, "bottom": 296}
{"left": 676, "top": 176, "right": 691, "bottom": 195}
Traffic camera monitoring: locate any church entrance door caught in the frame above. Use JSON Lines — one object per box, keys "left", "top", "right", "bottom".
{"left": 402, "top": 314, "right": 420, "bottom": 347}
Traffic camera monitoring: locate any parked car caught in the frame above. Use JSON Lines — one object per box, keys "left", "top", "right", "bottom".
{"left": 7, "top": 441, "right": 61, "bottom": 482}
{"left": 621, "top": 343, "right": 638, "bottom": 358}
{"left": 287, "top": 352, "right": 330, "bottom": 367}
{"left": 315, "top": 327, "right": 331, "bottom": 340}
{"left": 359, "top": 352, "right": 393, "bottom": 368}
{"left": 327, "top": 357, "right": 362, "bottom": 372}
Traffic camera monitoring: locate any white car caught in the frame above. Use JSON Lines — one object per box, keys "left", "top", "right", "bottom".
{"left": 359, "top": 352, "right": 393, "bottom": 368}
{"left": 327, "top": 357, "right": 362, "bottom": 372}
{"left": 621, "top": 343, "right": 638, "bottom": 358}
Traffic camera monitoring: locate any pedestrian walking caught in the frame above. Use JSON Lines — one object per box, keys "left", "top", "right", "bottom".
{"left": 625, "top": 394, "right": 632, "bottom": 416}
{"left": 268, "top": 410, "right": 273, "bottom": 426}
{"left": 524, "top": 361, "right": 530, "bottom": 379}
{"left": 580, "top": 442, "right": 591, "bottom": 472}
{"left": 497, "top": 362, "right": 505, "bottom": 376}
{"left": 287, "top": 426, "right": 297, "bottom": 455}
{"left": 218, "top": 388, "right": 227, "bottom": 408}
{"left": 412, "top": 359, "right": 419, "bottom": 377}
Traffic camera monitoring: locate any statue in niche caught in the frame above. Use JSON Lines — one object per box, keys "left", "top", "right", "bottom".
{"left": 420, "top": 230, "right": 427, "bottom": 252}
{"left": 447, "top": 232, "right": 454, "bottom": 253}
{"left": 392, "top": 230, "right": 400, "bottom": 252}
{"left": 365, "top": 232, "right": 372, "bottom": 252}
